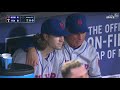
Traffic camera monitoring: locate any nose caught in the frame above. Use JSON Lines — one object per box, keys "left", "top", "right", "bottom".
{"left": 59, "top": 36, "right": 64, "bottom": 42}
{"left": 77, "top": 33, "right": 82, "bottom": 39}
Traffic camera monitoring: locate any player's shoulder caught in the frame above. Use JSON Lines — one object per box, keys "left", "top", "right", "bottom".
{"left": 14, "top": 48, "right": 25, "bottom": 54}
{"left": 86, "top": 43, "right": 97, "bottom": 56}
{"left": 54, "top": 49, "right": 64, "bottom": 58}
{"left": 87, "top": 42, "right": 97, "bottom": 51}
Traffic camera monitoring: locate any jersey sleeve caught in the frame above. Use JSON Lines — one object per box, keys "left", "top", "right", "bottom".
{"left": 88, "top": 47, "right": 101, "bottom": 78}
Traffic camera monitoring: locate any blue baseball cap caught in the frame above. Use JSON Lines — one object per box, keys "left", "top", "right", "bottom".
{"left": 66, "top": 13, "right": 89, "bottom": 33}
{"left": 41, "top": 18, "right": 70, "bottom": 36}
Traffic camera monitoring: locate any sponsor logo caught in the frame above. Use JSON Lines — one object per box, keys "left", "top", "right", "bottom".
{"left": 106, "top": 13, "right": 119, "bottom": 19}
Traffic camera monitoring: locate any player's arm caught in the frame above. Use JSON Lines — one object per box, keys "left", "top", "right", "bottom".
{"left": 88, "top": 49, "right": 101, "bottom": 78}
{"left": 25, "top": 34, "right": 39, "bottom": 68}
{"left": 26, "top": 47, "right": 39, "bottom": 68}
{"left": 89, "top": 57, "right": 101, "bottom": 78}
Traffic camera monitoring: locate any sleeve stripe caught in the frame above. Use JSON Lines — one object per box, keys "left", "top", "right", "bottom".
{"left": 92, "top": 55, "right": 98, "bottom": 62}
{"left": 89, "top": 75, "right": 101, "bottom": 78}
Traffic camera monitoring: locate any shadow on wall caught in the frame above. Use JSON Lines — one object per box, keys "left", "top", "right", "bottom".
{"left": 6, "top": 26, "right": 28, "bottom": 55}
{"left": 8, "top": 26, "right": 27, "bottom": 37}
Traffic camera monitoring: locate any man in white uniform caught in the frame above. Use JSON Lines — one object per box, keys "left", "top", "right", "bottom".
{"left": 26, "top": 13, "right": 102, "bottom": 78}
{"left": 13, "top": 18, "right": 69, "bottom": 78}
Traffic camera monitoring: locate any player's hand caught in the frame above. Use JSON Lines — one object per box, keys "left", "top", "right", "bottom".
{"left": 26, "top": 47, "right": 38, "bottom": 69}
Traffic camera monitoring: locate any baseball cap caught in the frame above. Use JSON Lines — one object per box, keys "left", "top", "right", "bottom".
{"left": 41, "top": 18, "right": 70, "bottom": 36}
{"left": 66, "top": 13, "right": 89, "bottom": 33}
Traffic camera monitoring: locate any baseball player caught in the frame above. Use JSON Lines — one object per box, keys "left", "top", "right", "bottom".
{"left": 13, "top": 18, "right": 69, "bottom": 78}
{"left": 26, "top": 13, "right": 102, "bottom": 78}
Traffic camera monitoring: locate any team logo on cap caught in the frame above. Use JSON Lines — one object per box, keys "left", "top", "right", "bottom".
{"left": 59, "top": 22, "right": 64, "bottom": 30}
{"left": 77, "top": 19, "right": 82, "bottom": 26}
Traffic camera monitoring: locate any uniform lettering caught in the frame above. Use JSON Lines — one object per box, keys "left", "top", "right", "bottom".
{"left": 65, "top": 60, "right": 69, "bottom": 62}
{"left": 44, "top": 73, "right": 56, "bottom": 78}
{"left": 45, "top": 74, "right": 51, "bottom": 78}
{"left": 50, "top": 73, "right": 56, "bottom": 78}
{"left": 35, "top": 75, "right": 42, "bottom": 78}
{"left": 85, "top": 64, "right": 89, "bottom": 69}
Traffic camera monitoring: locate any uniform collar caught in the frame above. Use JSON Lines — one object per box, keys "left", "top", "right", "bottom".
{"left": 64, "top": 40, "right": 87, "bottom": 54}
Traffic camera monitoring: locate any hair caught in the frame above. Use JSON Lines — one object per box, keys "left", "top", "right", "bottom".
{"left": 33, "top": 33, "right": 48, "bottom": 51}
{"left": 61, "top": 60, "right": 82, "bottom": 78}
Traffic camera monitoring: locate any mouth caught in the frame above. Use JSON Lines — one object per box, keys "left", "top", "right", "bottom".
{"left": 59, "top": 43, "right": 63, "bottom": 46}
{"left": 58, "top": 43, "right": 63, "bottom": 46}
{"left": 78, "top": 39, "right": 82, "bottom": 42}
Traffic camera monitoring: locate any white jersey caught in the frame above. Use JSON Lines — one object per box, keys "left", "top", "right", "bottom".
{"left": 12, "top": 48, "right": 63, "bottom": 78}
{"left": 55, "top": 40, "right": 101, "bottom": 78}
{"left": 13, "top": 40, "right": 101, "bottom": 78}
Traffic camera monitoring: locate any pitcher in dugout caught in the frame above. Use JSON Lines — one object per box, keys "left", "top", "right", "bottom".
{"left": 26, "top": 13, "right": 102, "bottom": 78}
{"left": 13, "top": 18, "right": 69, "bottom": 78}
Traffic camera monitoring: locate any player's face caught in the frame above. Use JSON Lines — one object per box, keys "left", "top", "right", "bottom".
{"left": 48, "top": 35, "right": 64, "bottom": 50}
{"left": 70, "top": 65, "right": 89, "bottom": 78}
{"left": 66, "top": 32, "right": 86, "bottom": 48}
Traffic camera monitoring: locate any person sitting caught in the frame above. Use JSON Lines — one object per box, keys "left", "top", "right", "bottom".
{"left": 61, "top": 60, "right": 89, "bottom": 78}
{"left": 13, "top": 18, "right": 69, "bottom": 78}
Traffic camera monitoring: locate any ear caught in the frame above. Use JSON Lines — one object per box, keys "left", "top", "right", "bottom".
{"left": 43, "top": 34, "right": 48, "bottom": 41}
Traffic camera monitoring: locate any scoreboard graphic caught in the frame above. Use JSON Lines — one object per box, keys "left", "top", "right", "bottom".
{"left": 6, "top": 16, "right": 35, "bottom": 23}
